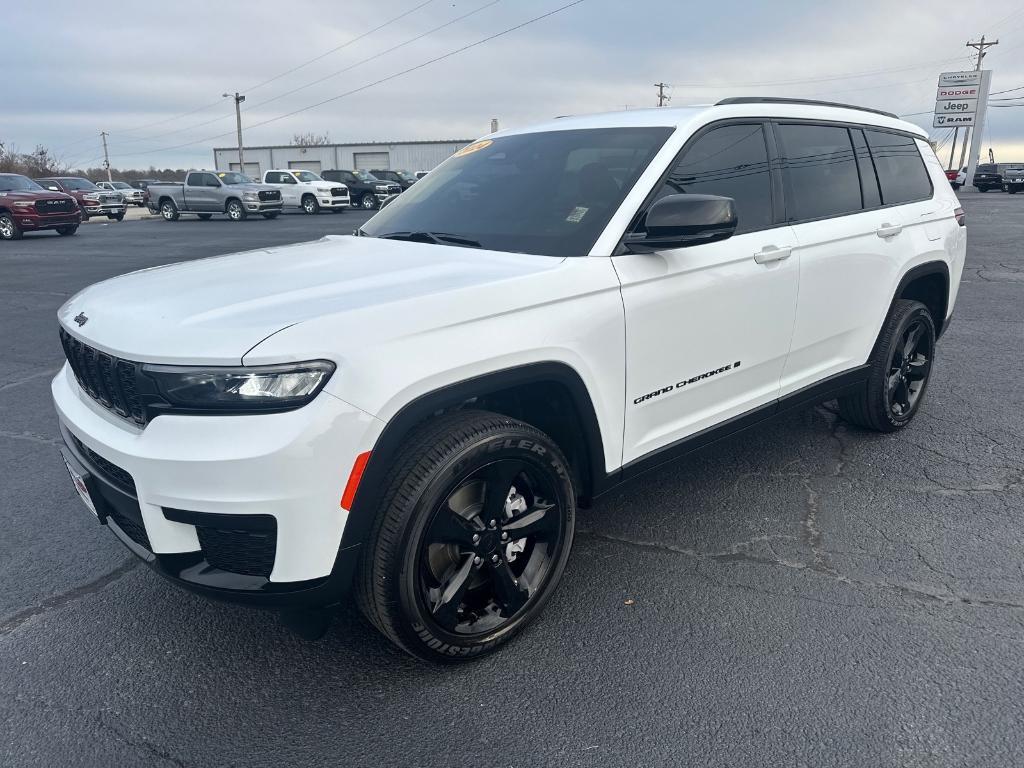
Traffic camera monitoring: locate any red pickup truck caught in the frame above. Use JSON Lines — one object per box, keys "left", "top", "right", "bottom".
{"left": 36, "top": 176, "right": 127, "bottom": 221}
{"left": 0, "top": 173, "right": 82, "bottom": 240}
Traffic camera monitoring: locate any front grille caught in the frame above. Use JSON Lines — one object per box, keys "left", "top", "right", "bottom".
{"left": 196, "top": 525, "right": 277, "bottom": 577}
{"left": 389, "top": 184, "right": 401, "bottom": 195}
{"left": 258, "top": 190, "right": 281, "bottom": 201}
{"left": 59, "top": 327, "right": 146, "bottom": 425}
{"left": 71, "top": 434, "right": 136, "bottom": 495}
{"left": 330, "top": 187, "right": 347, "bottom": 197}
{"left": 36, "top": 198, "right": 75, "bottom": 214}
{"left": 99, "top": 193, "right": 121, "bottom": 204}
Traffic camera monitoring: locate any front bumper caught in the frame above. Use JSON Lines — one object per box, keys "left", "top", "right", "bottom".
{"left": 319, "top": 196, "right": 350, "bottom": 208}
{"left": 83, "top": 204, "right": 127, "bottom": 217}
{"left": 14, "top": 210, "right": 82, "bottom": 231}
{"left": 52, "top": 364, "right": 382, "bottom": 605}
{"left": 244, "top": 200, "right": 284, "bottom": 213}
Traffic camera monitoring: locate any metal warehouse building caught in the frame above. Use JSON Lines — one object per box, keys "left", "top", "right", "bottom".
{"left": 212, "top": 139, "right": 474, "bottom": 179}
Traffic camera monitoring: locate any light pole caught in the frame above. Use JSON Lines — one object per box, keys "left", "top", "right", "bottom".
{"left": 223, "top": 92, "right": 246, "bottom": 172}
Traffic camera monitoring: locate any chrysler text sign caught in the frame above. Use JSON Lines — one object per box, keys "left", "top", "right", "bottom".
{"left": 937, "top": 70, "right": 982, "bottom": 87}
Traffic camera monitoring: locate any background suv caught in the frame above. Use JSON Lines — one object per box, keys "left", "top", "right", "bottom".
{"left": 972, "top": 163, "right": 1002, "bottom": 192}
{"left": 96, "top": 180, "right": 145, "bottom": 206}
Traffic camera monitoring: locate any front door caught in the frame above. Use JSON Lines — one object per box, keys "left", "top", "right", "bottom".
{"left": 615, "top": 122, "right": 800, "bottom": 465}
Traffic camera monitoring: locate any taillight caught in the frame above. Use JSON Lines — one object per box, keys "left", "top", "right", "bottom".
{"left": 954, "top": 206, "right": 966, "bottom": 227}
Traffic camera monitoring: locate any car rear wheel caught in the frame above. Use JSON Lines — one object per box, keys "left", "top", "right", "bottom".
{"left": 0, "top": 214, "right": 23, "bottom": 240}
{"left": 357, "top": 409, "right": 576, "bottom": 662}
{"left": 301, "top": 194, "right": 319, "bottom": 214}
{"left": 226, "top": 200, "right": 247, "bottom": 221}
{"left": 111, "top": 213, "right": 125, "bottom": 221}
{"left": 838, "top": 299, "right": 936, "bottom": 433}
{"left": 361, "top": 193, "right": 377, "bottom": 210}
{"left": 160, "top": 200, "right": 179, "bottom": 221}
{"left": 56, "top": 225, "right": 79, "bottom": 236}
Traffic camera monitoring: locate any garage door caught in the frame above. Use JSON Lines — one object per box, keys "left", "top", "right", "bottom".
{"left": 288, "top": 160, "right": 322, "bottom": 173}
{"left": 354, "top": 152, "right": 389, "bottom": 170}
{"left": 229, "top": 162, "right": 262, "bottom": 179}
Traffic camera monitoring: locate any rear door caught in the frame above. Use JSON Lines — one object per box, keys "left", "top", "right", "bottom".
{"left": 615, "top": 121, "right": 800, "bottom": 464}
{"left": 778, "top": 123, "right": 935, "bottom": 395}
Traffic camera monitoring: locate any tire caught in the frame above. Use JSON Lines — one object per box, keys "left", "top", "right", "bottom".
{"left": 838, "top": 299, "right": 936, "bottom": 433}
{"left": 56, "top": 225, "right": 79, "bottom": 236}
{"left": 360, "top": 193, "right": 378, "bottom": 210}
{"left": 978, "top": 187, "right": 988, "bottom": 193}
{"left": 0, "top": 213, "right": 23, "bottom": 240}
{"left": 197, "top": 213, "right": 213, "bottom": 220}
{"left": 1010, "top": 188, "right": 1018, "bottom": 195}
{"left": 331, "top": 207, "right": 345, "bottom": 213}
{"left": 112, "top": 213, "right": 125, "bottom": 221}
{"left": 301, "top": 194, "right": 320, "bottom": 215}
{"left": 226, "top": 199, "right": 247, "bottom": 221}
{"left": 262, "top": 211, "right": 280, "bottom": 219}
{"left": 160, "top": 200, "right": 180, "bottom": 221}
{"left": 356, "top": 409, "right": 576, "bottom": 662}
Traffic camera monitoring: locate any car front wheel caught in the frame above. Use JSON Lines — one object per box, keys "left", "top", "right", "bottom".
{"left": 0, "top": 213, "right": 23, "bottom": 240}
{"left": 361, "top": 193, "right": 377, "bottom": 210}
{"left": 357, "top": 410, "right": 576, "bottom": 662}
{"left": 226, "top": 200, "right": 247, "bottom": 221}
{"left": 56, "top": 225, "right": 79, "bottom": 236}
{"left": 301, "top": 194, "right": 319, "bottom": 214}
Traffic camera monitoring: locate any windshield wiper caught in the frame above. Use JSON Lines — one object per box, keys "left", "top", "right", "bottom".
{"left": 375, "top": 231, "right": 482, "bottom": 249}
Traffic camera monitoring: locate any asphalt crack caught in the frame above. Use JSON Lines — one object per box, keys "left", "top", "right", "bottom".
{"left": 0, "top": 368, "right": 59, "bottom": 393}
{"left": 0, "top": 429, "right": 62, "bottom": 448}
{"left": 0, "top": 559, "right": 140, "bottom": 637}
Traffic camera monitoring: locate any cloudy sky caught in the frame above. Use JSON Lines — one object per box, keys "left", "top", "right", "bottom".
{"left": 3, "top": 0, "right": 1024, "bottom": 170}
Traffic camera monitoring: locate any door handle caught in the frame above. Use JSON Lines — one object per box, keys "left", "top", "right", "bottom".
{"left": 753, "top": 245, "right": 793, "bottom": 264}
{"left": 876, "top": 222, "right": 903, "bottom": 238}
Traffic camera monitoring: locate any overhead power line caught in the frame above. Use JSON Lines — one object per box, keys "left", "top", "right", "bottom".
{"left": 242, "top": 0, "right": 435, "bottom": 94}
{"left": 108, "top": 0, "right": 587, "bottom": 162}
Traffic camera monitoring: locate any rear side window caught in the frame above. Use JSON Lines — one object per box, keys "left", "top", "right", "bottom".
{"left": 657, "top": 123, "right": 773, "bottom": 234}
{"left": 777, "top": 124, "right": 861, "bottom": 220}
{"left": 265, "top": 171, "right": 282, "bottom": 183}
{"left": 864, "top": 130, "right": 932, "bottom": 204}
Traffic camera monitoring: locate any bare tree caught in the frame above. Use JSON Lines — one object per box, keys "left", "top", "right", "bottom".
{"left": 292, "top": 131, "right": 331, "bottom": 147}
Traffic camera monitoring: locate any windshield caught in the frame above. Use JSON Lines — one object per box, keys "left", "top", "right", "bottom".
{"left": 395, "top": 170, "right": 418, "bottom": 182}
{"left": 977, "top": 165, "right": 998, "bottom": 173}
{"left": 293, "top": 171, "right": 323, "bottom": 182}
{"left": 355, "top": 170, "right": 379, "bottom": 182}
{"left": 360, "top": 127, "right": 673, "bottom": 257}
{"left": 60, "top": 178, "right": 99, "bottom": 191}
{"left": 110, "top": 181, "right": 132, "bottom": 189}
{"left": 0, "top": 174, "right": 43, "bottom": 192}
{"left": 215, "top": 172, "right": 253, "bottom": 185}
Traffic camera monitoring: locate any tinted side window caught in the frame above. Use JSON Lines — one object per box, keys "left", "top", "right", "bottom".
{"left": 265, "top": 172, "right": 282, "bottom": 183}
{"left": 850, "top": 129, "right": 881, "bottom": 209}
{"left": 865, "top": 130, "right": 932, "bottom": 204}
{"left": 777, "top": 124, "right": 861, "bottom": 220}
{"left": 656, "top": 123, "right": 773, "bottom": 234}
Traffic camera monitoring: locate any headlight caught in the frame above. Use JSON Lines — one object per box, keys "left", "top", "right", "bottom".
{"left": 242, "top": 191, "right": 260, "bottom": 201}
{"left": 140, "top": 360, "right": 335, "bottom": 412}
{"left": 83, "top": 193, "right": 101, "bottom": 201}
{"left": 12, "top": 200, "right": 35, "bottom": 209}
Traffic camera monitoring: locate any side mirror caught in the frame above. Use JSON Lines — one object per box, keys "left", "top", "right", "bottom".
{"left": 624, "top": 194, "right": 738, "bottom": 252}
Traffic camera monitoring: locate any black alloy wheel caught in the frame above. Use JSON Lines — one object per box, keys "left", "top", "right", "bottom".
{"left": 886, "top": 317, "right": 932, "bottom": 420}
{"left": 418, "top": 457, "right": 567, "bottom": 637}
{"left": 838, "top": 299, "right": 936, "bottom": 432}
{"left": 357, "top": 410, "right": 576, "bottom": 662}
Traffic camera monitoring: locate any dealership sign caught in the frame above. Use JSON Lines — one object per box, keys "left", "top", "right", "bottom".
{"left": 937, "top": 70, "right": 982, "bottom": 87}
{"left": 933, "top": 71, "right": 981, "bottom": 128}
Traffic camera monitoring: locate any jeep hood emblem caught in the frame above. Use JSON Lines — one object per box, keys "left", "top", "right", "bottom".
{"left": 73, "top": 312, "right": 88, "bottom": 327}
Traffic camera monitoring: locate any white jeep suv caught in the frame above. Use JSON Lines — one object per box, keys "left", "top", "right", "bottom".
{"left": 262, "top": 169, "right": 350, "bottom": 213}
{"left": 53, "top": 98, "right": 965, "bottom": 661}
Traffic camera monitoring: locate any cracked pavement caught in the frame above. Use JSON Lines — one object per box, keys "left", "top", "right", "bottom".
{"left": 1, "top": 195, "right": 1022, "bottom": 767}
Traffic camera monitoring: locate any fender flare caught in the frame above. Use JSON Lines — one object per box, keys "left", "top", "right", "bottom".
{"left": 890, "top": 260, "right": 951, "bottom": 337}
{"left": 338, "top": 361, "right": 607, "bottom": 553}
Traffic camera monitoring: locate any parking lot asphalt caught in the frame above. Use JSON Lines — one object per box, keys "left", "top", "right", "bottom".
{"left": 1, "top": 195, "right": 1023, "bottom": 767}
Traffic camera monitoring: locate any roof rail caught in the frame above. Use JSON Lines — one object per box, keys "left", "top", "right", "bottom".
{"left": 715, "top": 97, "right": 899, "bottom": 120}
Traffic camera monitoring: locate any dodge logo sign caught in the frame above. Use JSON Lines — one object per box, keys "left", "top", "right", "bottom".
{"left": 73, "top": 312, "right": 88, "bottom": 326}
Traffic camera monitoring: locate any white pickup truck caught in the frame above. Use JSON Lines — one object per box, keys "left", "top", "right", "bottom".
{"left": 262, "top": 169, "right": 350, "bottom": 214}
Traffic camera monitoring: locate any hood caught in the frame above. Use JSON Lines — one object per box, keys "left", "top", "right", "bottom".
{"left": 313, "top": 182, "right": 343, "bottom": 191}
{"left": 0, "top": 190, "right": 73, "bottom": 202}
{"left": 231, "top": 182, "right": 278, "bottom": 192}
{"left": 58, "top": 235, "right": 564, "bottom": 365}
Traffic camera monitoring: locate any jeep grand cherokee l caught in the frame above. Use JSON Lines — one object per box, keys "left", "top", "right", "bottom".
{"left": 0, "top": 173, "right": 81, "bottom": 239}
{"left": 53, "top": 98, "right": 964, "bottom": 662}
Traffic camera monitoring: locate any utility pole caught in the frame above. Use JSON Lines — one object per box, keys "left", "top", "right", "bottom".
{"left": 654, "top": 82, "right": 670, "bottom": 107}
{"left": 961, "top": 36, "right": 997, "bottom": 181}
{"left": 100, "top": 131, "right": 112, "bottom": 181}
{"left": 224, "top": 92, "right": 246, "bottom": 171}
{"left": 947, "top": 127, "right": 958, "bottom": 171}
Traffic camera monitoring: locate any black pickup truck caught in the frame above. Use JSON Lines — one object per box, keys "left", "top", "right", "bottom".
{"left": 320, "top": 170, "right": 401, "bottom": 210}
{"left": 972, "top": 164, "right": 1003, "bottom": 192}
{"left": 369, "top": 169, "right": 418, "bottom": 191}
{"left": 1002, "top": 165, "right": 1024, "bottom": 194}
